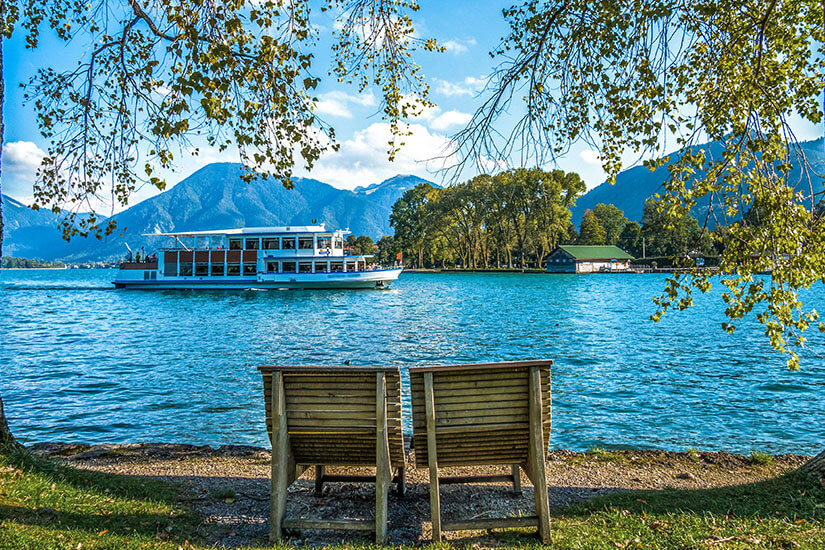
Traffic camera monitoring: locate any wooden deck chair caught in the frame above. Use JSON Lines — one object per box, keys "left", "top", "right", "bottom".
{"left": 259, "top": 365, "right": 406, "bottom": 544}
{"left": 410, "top": 360, "right": 552, "bottom": 543}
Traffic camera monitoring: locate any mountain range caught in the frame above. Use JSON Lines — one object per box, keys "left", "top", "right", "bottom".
{"left": 571, "top": 137, "right": 825, "bottom": 224}
{"left": 3, "top": 138, "right": 823, "bottom": 262}
{"left": 2, "top": 165, "right": 435, "bottom": 262}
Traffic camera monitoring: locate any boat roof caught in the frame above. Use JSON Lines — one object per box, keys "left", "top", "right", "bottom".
{"left": 145, "top": 224, "right": 349, "bottom": 237}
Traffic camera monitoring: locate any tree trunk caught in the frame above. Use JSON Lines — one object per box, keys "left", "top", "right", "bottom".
{"left": 0, "top": 396, "right": 22, "bottom": 450}
{"left": 0, "top": 14, "right": 15, "bottom": 450}
{"left": 1, "top": 16, "right": 4, "bottom": 260}
{"left": 803, "top": 450, "right": 825, "bottom": 477}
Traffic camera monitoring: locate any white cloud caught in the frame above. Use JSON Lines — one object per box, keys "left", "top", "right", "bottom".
{"left": 315, "top": 90, "right": 377, "bottom": 119}
{"left": 429, "top": 110, "right": 472, "bottom": 131}
{"left": 297, "top": 122, "right": 454, "bottom": 189}
{"left": 434, "top": 75, "right": 487, "bottom": 97}
{"left": 579, "top": 149, "right": 602, "bottom": 165}
{"left": 441, "top": 38, "right": 477, "bottom": 55}
{"left": 398, "top": 94, "right": 470, "bottom": 132}
{"left": 1, "top": 141, "right": 47, "bottom": 198}
{"left": 3, "top": 141, "right": 46, "bottom": 176}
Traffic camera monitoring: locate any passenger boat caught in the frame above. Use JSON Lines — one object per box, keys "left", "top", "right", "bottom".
{"left": 113, "top": 224, "right": 403, "bottom": 289}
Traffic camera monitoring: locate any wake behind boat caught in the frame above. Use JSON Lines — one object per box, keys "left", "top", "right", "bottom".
{"left": 113, "top": 224, "right": 402, "bottom": 290}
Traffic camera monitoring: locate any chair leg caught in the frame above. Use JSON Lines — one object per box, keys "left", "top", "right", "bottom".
{"left": 270, "top": 372, "right": 290, "bottom": 542}
{"left": 427, "top": 459, "right": 441, "bottom": 541}
{"left": 531, "top": 454, "right": 550, "bottom": 543}
{"left": 511, "top": 464, "right": 522, "bottom": 495}
{"left": 375, "top": 461, "right": 390, "bottom": 544}
{"left": 424, "top": 372, "right": 442, "bottom": 542}
{"left": 375, "top": 372, "right": 391, "bottom": 545}
{"left": 528, "top": 366, "right": 551, "bottom": 543}
{"left": 396, "top": 466, "right": 406, "bottom": 496}
{"left": 315, "top": 465, "right": 325, "bottom": 496}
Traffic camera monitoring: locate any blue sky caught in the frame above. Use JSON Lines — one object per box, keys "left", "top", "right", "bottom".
{"left": 2, "top": 1, "right": 822, "bottom": 211}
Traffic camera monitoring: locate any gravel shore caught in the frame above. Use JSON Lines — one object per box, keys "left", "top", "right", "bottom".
{"left": 30, "top": 443, "right": 811, "bottom": 547}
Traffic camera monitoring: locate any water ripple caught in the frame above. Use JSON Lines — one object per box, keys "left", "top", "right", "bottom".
{"left": 1, "top": 268, "right": 823, "bottom": 454}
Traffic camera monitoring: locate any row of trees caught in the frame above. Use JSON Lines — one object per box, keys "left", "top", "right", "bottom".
{"left": 1, "top": 257, "right": 66, "bottom": 269}
{"left": 386, "top": 170, "right": 717, "bottom": 268}
{"left": 576, "top": 201, "right": 713, "bottom": 259}
{"left": 389, "top": 169, "right": 586, "bottom": 269}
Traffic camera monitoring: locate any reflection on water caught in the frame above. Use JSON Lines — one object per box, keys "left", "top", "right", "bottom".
{"left": 1, "top": 269, "right": 823, "bottom": 454}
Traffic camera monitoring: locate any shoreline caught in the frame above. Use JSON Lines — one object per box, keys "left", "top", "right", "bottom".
{"left": 403, "top": 268, "right": 705, "bottom": 274}
{"left": 27, "top": 442, "right": 813, "bottom": 547}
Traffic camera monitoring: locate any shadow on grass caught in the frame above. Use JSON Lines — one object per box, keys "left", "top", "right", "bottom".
{"left": 0, "top": 444, "right": 200, "bottom": 542}
{"left": 0, "top": 503, "right": 188, "bottom": 538}
{"left": 560, "top": 470, "right": 825, "bottom": 521}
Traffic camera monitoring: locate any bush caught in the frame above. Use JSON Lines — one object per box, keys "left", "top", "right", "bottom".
{"left": 749, "top": 451, "right": 775, "bottom": 465}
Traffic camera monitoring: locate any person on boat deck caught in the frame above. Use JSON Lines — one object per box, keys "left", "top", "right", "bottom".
{"left": 135, "top": 251, "right": 141, "bottom": 262}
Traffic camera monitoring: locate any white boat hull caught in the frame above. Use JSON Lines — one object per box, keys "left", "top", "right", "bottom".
{"left": 114, "top": 268, "right": 403, "bottom": 290}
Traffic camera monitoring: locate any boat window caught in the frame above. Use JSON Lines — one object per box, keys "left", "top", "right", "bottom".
{"left": 330, "top": 262, "right": 343, "bottom": 272}
{"left": 299, "top": 261, "right": 313, "bottom": 273}
{"left": 245, "top": 238, "right": 260, "bottom": 250}
{"left": 151, "top": 271, "right": 157, "bottom": 280}
{"left": 179, "top": 264, "right": 193, "bottom": 276}
{"left": 196, "top": 236, "right": 210, "bottom": 249}
{"left": 298, "top": 237, "right": 314, "bottom": 250}
{"left": 243, "top": 263, "right": 257, "bottom": 276}
{"left": 195, "top": 263, "right": 209, "bottom": 276}
{"left": 346, "top": 261, "right": 358, "bottom": 272}
{"left": 263, "top": 238, "right": 280, "bottom": 250}
{"left": 211, "top": 263, "right": 225, "bottom": 276}
{"left": 334, "top": 237, "right": 343, "bottom": 249}
{"left": 282, "top": 237, "right": 296, "bottom": 250}
{"left": 314, "top": 261, "right": 328, "bottom": 272}
{"left": 266, "top": 261, "right": 279, "bottom": 273}
{"left": 281, "top": 261, "right": 296, "bottom": 273}
{"left": 317, "top": 236, "right": 331, "bottom": 250}
{"left": 143, "top": 271, "right": 150, "bottom": 280}
{"left": 164, "top": 263, "right": 177, "bottom": 277}
{"left": 227, "top": 263, "right": 241, "bottom": 276}
{"left": 229, "top": 238, "right": 242, "bottom": 250}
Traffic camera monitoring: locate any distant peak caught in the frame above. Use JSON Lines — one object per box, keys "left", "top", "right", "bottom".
{"left": 353, "top": 174, "right": 437, "bottom": 193}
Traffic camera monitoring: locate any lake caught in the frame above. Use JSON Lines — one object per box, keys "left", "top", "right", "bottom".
{"left": 1, "top": 268, "right": 823, "bottom": 454}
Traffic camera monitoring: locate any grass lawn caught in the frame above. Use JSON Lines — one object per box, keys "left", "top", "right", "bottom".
{"left": 2, "top": 444, "right": 824, "bottom": 549}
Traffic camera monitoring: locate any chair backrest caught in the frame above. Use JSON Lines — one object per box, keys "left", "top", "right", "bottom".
{"left": 259, "top": 365, "right": 405, "bottom": 468}
{"left": 410, "top": 360, "right": 552, "bottom": 468}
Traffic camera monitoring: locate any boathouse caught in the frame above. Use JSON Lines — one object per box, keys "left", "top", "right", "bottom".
{"left": 545, "top": 245, "right": 634, "bottom": 273}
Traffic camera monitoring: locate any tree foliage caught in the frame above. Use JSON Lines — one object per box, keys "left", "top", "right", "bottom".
{"left": 8, "top": 0, "right": 439, "bottom": 241}
{"left": 454, "top": 0, "right": 825, "bottom": 367}
{"left": 391, "top": 168, "right": 585, "bottom": 269}
{"left": 345, "top": 234, "right": 375, "bottom": 256}
{"left": 618, "top": 221, "right": 643, "bottom": 258}
{"left": 390, "top": 182, "right": 435, "bottom": 268}
{"left": 593, "top": 203, "right": 629, "bottom": 245}
{"left": 641, "top": 198, "right": 712, "bottom": 258}
{"left": 577, "top": 210, "right": 607, "bottom": 245}
{"left": 1, "top": 256, "right": 66, "bottom": 269}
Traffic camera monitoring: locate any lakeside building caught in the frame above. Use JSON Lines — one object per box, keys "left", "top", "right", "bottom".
{"left": 545, "top": 245, "right": 634, "bottom": 273}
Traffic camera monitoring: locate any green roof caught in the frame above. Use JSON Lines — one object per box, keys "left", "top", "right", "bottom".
{"left": 556, "top": 245, "right": 634, "bottom": 260}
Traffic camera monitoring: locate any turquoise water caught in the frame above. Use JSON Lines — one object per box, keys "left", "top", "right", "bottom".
{"left": 1, "top": 268, "right": 823, "bottom": 454}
